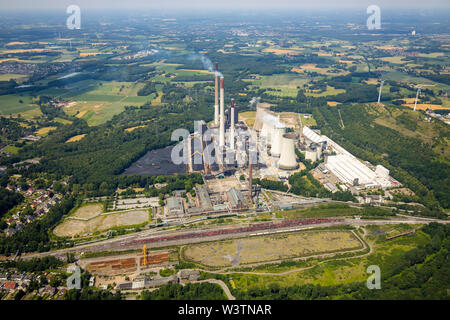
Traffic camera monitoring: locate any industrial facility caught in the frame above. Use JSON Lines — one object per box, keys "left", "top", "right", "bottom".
{"left": 176, "top": 63, "right": 399, "bottom": 214}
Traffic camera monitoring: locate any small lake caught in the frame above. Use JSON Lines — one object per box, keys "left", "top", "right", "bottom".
{"left": 122, "top": 146, "right": 186, "bottom": 176}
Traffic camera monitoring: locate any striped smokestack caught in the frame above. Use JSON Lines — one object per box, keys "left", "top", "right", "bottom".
{"left": 219, "top": 76, "right": 225, "bottom": 147}
{"left": 230, "top": 98, "right": 235, "bottom": 149}
{"left": 214, "top": 62, "right": 219, "bottom": 126}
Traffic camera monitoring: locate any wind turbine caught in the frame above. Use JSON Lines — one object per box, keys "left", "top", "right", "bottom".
{"left": 377, "top": 80, "right": 384, "bottom": 105}
{"left": 414, "top": 85, "right": 422, "bottom": 111}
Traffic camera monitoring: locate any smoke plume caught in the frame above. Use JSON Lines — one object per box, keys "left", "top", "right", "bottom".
{"left": 188, "top": 52, "right": 223, "bottom": 77}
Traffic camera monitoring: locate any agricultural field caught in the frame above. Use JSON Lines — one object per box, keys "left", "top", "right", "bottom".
{"left": 65, "top": 134, "right": 87, "bottom": 143}
{"left": 0, "top": 94, "right": 37, "bottom": 115}
{"left": 35, "top": 126, "right": 57, "bottom": 136}
{"left": 239, "top": 111, "right": 256, "bottom": 127}
{"left": 182, "top": 230, "right": 363, "bottom": 268}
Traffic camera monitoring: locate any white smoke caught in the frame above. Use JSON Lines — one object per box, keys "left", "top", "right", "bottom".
{"left": 249, "top": 96, "right": 260, "bottom": 108}
{"left": 188, "top": 52, "right": 223, "bottom": 77}
{"left": 263, "top": 112, "right": 285, "bottom": 128}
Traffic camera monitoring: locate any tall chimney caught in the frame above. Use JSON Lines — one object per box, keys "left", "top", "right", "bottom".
{"left": 230, "top": 99, "right": 235, "bottom": 149}
{"left": 219, "top": 77, "right": 225, "bottom": 147}
{"left": 249, "top": 162, "right": 253, "bottom": 203}
{"left": 214, "top": 63, "right": 219, "bottom": 126}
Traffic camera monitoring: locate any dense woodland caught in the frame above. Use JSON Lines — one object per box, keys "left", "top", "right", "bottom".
{"left": 0, "top": 188, "right": 23, "bottom": 219}
{"left": 141, "top": 282, "right": 226, "bottom": 300}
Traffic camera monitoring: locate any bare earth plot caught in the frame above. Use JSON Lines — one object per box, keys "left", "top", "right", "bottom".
{"left": 54, "top": 205, "right": 149, "bottom": 237}
{"left": 69, "top": 203, "right": 103, "bottom": 219}
{"left": 183, "top": 230, "right": 362, "bottom": 268}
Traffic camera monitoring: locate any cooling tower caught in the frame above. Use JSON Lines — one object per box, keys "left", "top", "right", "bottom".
{"left": 278, "top": 132, "right": 299, "bottom": 170}
{"left": 214, "top": 63, "right": 219, "bottom": 126}
{"left": 254, "top": 103, "right": 268, "bottom": 130}
{"left": 219, "top": 77, "right": 225, "bottom": 147}
{"left": 271, "top": 125, "right": 285, "bottom": 157}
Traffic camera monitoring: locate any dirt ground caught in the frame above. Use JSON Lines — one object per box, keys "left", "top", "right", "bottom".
{"left": 183, "top": 230, "right": 362, "bottom": 268}
{"left": 70, "top": 204, "right": 104, "bottom": 219}
{"left": 53, "top": 209, "right": 149, "bottom": 237}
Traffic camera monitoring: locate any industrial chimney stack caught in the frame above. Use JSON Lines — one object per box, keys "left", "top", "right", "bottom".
{"left": 214, "top": 63, "right": 219, "bottom": 126}
{"left": 230, "top": 98, "right": 235, "bottom": 149}
{"left": 219, "top": 77, "right": 225, "bottom": 147}
{"left": 249, "top": 162, "right": 253, "bottom": 203}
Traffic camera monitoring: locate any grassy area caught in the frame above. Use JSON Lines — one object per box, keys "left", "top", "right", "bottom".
{"left": 0, "top": 74, "right": 29, "bottom": 81}
{"left": 239, "top": 111, "right": 256, "bottom": 127}
{"left": 65, "top": 134, "right": 87, "bottom": 143}
{"left": 35, "top": 126, "right": 57, "bottom": 136}
{"left": 0, "top": 95, "right": 36, "bottom": 115}
{"left": 183, "top": 229, "right": 362, "bottom": 269}
{"left": 278, "top": 205, "right": 360, "bottom": 219}
{"left": 220, "top": 224, "right": 427, "bottom": 291}
{"left": 1, "top": 145, "right": 20, "bottom": 154}
{"left": 304, "top": 85, "right": 346, "bottom": 97}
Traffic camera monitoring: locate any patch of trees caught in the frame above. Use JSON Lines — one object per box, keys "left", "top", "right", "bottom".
{"left": 137, "top": 81, "right": 157, "bottom": 96}
{"left": 253, "top": 178, "right": 288, "bottom": 192}
{"left": 0, "top": 187, "right": 23, "bottom": 218}
{"left": 3, "top": 256, "right": 64, "bottom": 272}
{"left": 0, "top": 79, "right": 18, "bottom": 95}
{"left": 63, "top": 288, "right": 122, "bottom": 300}
{"left": 141, "top": 282, "right": 226, "bottom": 300}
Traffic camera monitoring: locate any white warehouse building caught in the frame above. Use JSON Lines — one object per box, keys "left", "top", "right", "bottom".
{"left": 325, "top": 154, "right": 392, "bottom": 188}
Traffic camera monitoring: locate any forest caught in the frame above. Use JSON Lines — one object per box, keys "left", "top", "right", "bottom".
{"left": 140, "top": 282, "right": 226, "bottom": 300}
{"left": 0, "top": 187, "right": 23, "bottom": 219}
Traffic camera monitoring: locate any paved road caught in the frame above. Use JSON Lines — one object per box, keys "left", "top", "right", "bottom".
{"left": 193, "top": 279, "right": 236, "bottom": 300}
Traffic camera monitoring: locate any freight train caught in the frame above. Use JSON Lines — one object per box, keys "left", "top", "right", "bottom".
{"left": 124, "top": 217, "right": 344, "bottom": 246}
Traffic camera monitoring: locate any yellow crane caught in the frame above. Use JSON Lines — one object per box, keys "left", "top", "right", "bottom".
{"left": 142, "top": 245, "right": 147, "bottom": 267}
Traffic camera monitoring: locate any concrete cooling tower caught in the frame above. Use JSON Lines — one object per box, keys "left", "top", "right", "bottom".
{"left": 270, "top": 125, "right": 285, "bottom": 157}
{"left": 253, "top": 103, "right": 269, "bottom": 131}
{"left": 260, "top": 113, "right": 281, "bottom": 146}
{"left": 278, "top": 132, "right": 299, "bottom": 170}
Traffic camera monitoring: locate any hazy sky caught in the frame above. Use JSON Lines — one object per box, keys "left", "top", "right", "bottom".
{"left": 1, "top": 0, "right": 449, "bottom": 10}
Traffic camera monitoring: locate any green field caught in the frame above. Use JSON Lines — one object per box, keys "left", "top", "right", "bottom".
{"left": 0, "top": 74, "right": 29, "bottom": 81}
{"left": 1, "top": 145, "right": 20, "bottom": 154}
{"left": 0, "top": 95, "right": 36, "bottom": 115}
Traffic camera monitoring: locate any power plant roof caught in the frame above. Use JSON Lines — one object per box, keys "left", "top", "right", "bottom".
{"left": 303, "top": 126, "right": 326, "bottom": 144}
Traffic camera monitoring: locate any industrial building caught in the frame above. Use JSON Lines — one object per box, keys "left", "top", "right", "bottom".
{"left": 324, "top": 151, "right": 393, "bottom": 189}
{"left": 166, "top": 197, "right": 185, "bottom": 218}
{"left": 195, "top": 185, "right": 213, "bottom": 211}
{"left": 226, "top": 187, "right": 247, "bottom": 210}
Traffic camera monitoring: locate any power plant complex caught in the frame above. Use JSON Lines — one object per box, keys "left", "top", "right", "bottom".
{"left": 179, "top": 63, "right": 399, "bottom": 211}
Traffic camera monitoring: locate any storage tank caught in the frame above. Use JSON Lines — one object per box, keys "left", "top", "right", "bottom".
{"left": 278, "top": 132, "right": 299, "bottom": 170}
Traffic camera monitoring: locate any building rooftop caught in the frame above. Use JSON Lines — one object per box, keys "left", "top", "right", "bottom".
{"left": 227, "top": 187, "right": 246, "bottom": 209}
